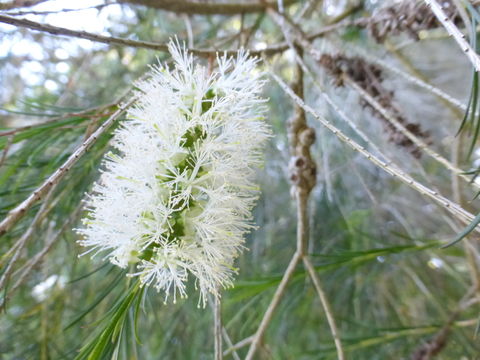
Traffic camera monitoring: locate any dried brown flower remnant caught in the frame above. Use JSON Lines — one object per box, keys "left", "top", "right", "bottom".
{"left": 368, "top": 0, "right": 462, "bottom": 43}
{"left": 319, "top": 54, "right": 384, "bottom": 87}
{"left": 319, "top": 54, "right": 429, "bottom": 158}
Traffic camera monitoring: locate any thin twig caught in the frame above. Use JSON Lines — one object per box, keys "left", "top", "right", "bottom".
{"left": 207, "top": 295, "right": 241, "bottom": 360}
{"left": 221, "top": 328, "right": 241, "bottom": 360}
{"left": 383, "top": 39, "right": 466, "bottom": 128}
{"left": 0, "top": 102, "right": 116, "bottom": 137}
{"left": 223, "top": 335, "right": 253, "bottom": 356}
{"left": 0, "top": 186, "right": 56, "bottom": 293}
{"left": 214, "top": 295, "right": 222, "bottom": 360}
{"left": 410, "top": 288, "right": 479, "bottom": 359}
{"left": 182, "top": 14, "right": 194, "bottom": 49}
{"left": 245, "top": 251, "right": 302, "bottom": 360}
{"left": 0, "top": 97, "right": 136, "bottom": 237}
{"left": 0, "top": 206, "right": 80, "bottom": 309}
{"left": 242, "top": 13, "right": 265, "bottom": 47}
{"left": 294, "top": 0, "right": 321, "bottom": 21}
{"left": 303, "top": 256, "right": 345, "bottom": 360}
{"left": 424, "top": 0, "right": 480, "bottom": 72}
{"left": 0, "top": 135, "right": 14, "bottom": 168}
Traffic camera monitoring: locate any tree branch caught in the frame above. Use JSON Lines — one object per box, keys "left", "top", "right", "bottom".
{"left": 223, "top": 335, "right": 253, "bottom": 356}
{"left": 3, "top": 3, "right": 109, "bottom": 16}
{"left": 0, "top": 14, "right": 171, "bottom": 52}
{"left": 303, "top": 256, "right": 345, "bottom": 360}
{"left": 118, "top": 0, "right": 298, "bottom": 15}
{"left": 0, "top": 0, "right": 47, "bottom": 11}
{"left": 244, "top": 252, "right": 301, "bottom": 360}
{"left": 424, "top": 0, "right": 480, "bottom": 72}
{"left": 272, "top": 19, "right": 345, "bottom": 359}
{"left": 0, "top": 14, "right": 367, "bottom": 58}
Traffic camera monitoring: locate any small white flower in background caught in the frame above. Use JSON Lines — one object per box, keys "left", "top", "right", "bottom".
{"left": 76, "top": 40, "right": 270, "bottom": 307}
{"left": 31, "top": 274, "right": 67, "bottom": 302}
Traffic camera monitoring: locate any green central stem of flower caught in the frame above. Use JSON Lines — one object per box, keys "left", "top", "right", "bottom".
{"left": 138, "top": 89, "right": 215, "bottom": 259}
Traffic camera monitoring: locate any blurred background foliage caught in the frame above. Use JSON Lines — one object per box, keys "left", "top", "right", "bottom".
{"left": 1, "top": 0, "right": 480, "bottom": 359}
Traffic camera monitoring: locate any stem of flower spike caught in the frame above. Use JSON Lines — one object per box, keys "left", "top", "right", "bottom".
{"left": 214, "top": 295, "right": 222, "bottom": 360}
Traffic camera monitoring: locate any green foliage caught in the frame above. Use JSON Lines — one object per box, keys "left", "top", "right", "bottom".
{"left": 1, "top": 1, "right": 480, "bottom": 359}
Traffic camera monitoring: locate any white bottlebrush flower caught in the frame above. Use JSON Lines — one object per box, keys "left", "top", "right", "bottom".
{"left": 76, "top": 40, "right": 270, "bottom": 306}
{"left": 31, "top": 274, "right": 67, "bottom": 302}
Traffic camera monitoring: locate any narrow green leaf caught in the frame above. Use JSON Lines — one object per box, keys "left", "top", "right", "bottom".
{"left": 442, "top": 212, "right": 480, "bottom": 248}
{"left": 64, "top": 270, "right": 124, "bottom": 331}
{"left": 133, "top": 286, "right": 145, "bottom": 345}
{"left": 74, "top": 281, "right": 141, "bottom": 360}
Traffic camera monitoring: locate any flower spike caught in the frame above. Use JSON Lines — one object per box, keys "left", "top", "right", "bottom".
{"left": 76, "top": 40, "right": 270, "bottom": 307}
